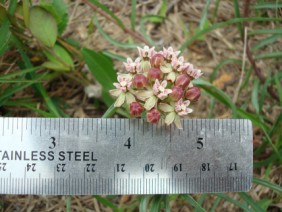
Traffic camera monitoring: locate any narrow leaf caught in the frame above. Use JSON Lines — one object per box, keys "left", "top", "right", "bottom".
{"left": 130, "top": 0, "right": 137, "bottom": 30}
{"left": 251, "top": 79, "right": 260, "bottom": 113}
{"left": 186, "top": 195, "right": 205, "bottom": 212}
{"left": 253, "top": 177, "right": 282, "bottom": 193}
{"left": 82, "top": 48, "right": 116, "bottom": 106}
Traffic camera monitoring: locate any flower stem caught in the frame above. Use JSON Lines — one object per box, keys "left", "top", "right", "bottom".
{"left": 102, "top": 103, "right": 117, "bottom": 118}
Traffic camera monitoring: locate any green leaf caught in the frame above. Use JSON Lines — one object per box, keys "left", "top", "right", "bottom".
{"left": 253, "top": 2, "right": 282, "bottom": 9}
{"left": 40, "top": 0, "right": 68, "bottom": 34}
{"left": 150, "top": 195, "right": 164, "bottom": 212}
{"left": 214, "top": 193, "right": 249, "bottom": 211}
{"left": 186, "top": 195, "right": 205, "bottom": 212}
{"left": 179, "top": 17, "right": 281, "bottom": 53}
{"left": 130, "top": 0, "right": 137, "bottom": 30}
{"left": 252, "top": 34, "right": 281, "bottom": 51}
{"left": 255, "top": 51, "right": 282, "bottom": 60}
{"left": 251, "top": 79, "right": 260, "bottom": 113}
{"left": 239, "top": 193, "right": 264, "bottom": 212}
{"left": 199, "top": 0, "right": 212, "bottom": 30}
{"left": 0, "top": 5, "right": 11, "bottom": 56}
{"left": 82, "top": 48, "right": 116, "bottom": 106}
{"left": 249, "top": 28, "right": 282, "bottom": 35}
{"left": 94, "top": 196, "right": 119, "bottom": 212}
{"left": 140, "top": 196, "right": 151, "bottom": 212}
{"left": 193, "top": 78, "right": 237, "bottom": 117}
{"left": 43, "top": 44, "right": 74, "bottom": 71}
{"left": 66, "top": 196, "right": 71, "bottom": 212}
{"left": 23, "top": 0, "right": 29, "bottom": 26}
{"left": 274, "top": 72, "right": 282, "bottom": 106}
{"left": 0, "top": 67, "right": 40, "bottom": 80}
{"left": 94, "top": 16, "right": 138, "bottom": 49}
{"left": 253, "top": 177, "right": 282, "bottom": 193}
{"left": 233, "top": 0, "right": 243, "bottom": 39}
{"left": 159, "top": 0, "right": 168, "bottom": 17}
{"left": 28, "top": 6, "right": 58, "bottom": 47}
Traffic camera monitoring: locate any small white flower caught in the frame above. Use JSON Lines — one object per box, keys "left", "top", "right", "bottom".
{"left": 153, "top": 80, "right": 172, "bottom": 100}
{"left": 175, "top": 99, "right": 193, "bottom": 116}
{"left": 161, "top": 47, "right": 180, "bottom": 60}
{"left": 123, "top": 57, "right": 141, "bottom": 73}
{"left": 137, "top": 46, "right": 155, "bottom": 59}
{"left": 186, "top": 64, "right": 203, "bottom": 79}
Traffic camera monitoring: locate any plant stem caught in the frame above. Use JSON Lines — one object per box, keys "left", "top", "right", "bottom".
{"left": 102, "top": 103, "right": 117, "bottom": 118}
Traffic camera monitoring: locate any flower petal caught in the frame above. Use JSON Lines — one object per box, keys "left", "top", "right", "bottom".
{"left": 126, "top": 92, "right": 136, "bottom": 104}
{"left": 159, "top": 103, "right": 174, "bottom": 112}
{"left": 135, "top": 90, "right": 153, "bottom": 101}
{"left": 165, "top": 112, "right": 176, "bottom": 125}
{"left": 160, "top": 63, "right": 172, "bottom": 73}
{"left": 174, "top": 115, "right": 182, "bottom": 129}
{"left": 109, "top": 89, "right": 122, "bottom": 97}
{"left": 144, "top": 96, "right": 157, "bottom": 110}
{"left": 114, "top": 92, "right": 126, "bottom": 107}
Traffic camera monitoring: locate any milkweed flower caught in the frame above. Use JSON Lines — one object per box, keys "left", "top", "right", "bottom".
{"left": 109, "top": 46, "right": 203, "bottom": 128}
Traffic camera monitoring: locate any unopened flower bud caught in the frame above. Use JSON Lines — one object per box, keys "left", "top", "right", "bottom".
{"left": 175, "top": 74, "right": 191, "bottom": 89}
{"left": 133, "top": 74, "right": 148, "bottom": 89}
{"left": 150, "top": 54, "right": 164, "bottom": 68}
{"left": 130, "top": 102, "right": 144, "bottom": 117}
{"left": 185, "top": 86, "right": 201, "bottom": 101}
{"left": 170, "top": 86, "right": 183, "bottom": 101}
{"left": 146, "top": 108, "right": 160, "bottom": 124}
{"left": 147, "top": 67, "right": 162, "bottom": 80}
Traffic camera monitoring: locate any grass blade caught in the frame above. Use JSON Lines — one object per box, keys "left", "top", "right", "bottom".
{"left": 186, "top": 195, "right": 205, "bottom": 212}
{"left": 214, "top": 193, "right": 249, "bottom": 211}
{"left": 249, "top": 28, "right": 282, "bottom": 35}
{"left": 179, "top": 17, "right": 281, "bottom": 53}
{"left": 86, "top": 0, "right": 125, "bottom": 29}
{"left": 233, "top": 0, "right": 243, "bottom": 39}
{"left": 94, "top": 195, "right": 119, "bottom": 212}
{"left": 140, "top": 195, "right": 151, "bottom": 212}
{"left": 210, "top": 196, "right": 221, "bottom": 212}
{"left": 253, "top": 177, "right": 282, "bottom": 193}
{"left": 199, "top": 0, "right": 212, "bottom": 30}
{"left": 130, "top": 0, "right": 137, "bottom": 30}
{"left": 94, "top": 16, "right": 138, "bottom": 49}
{"left": 255, "top": 51, "right": 282, "bottom": 60}
{"left": 252, "top": 2, "right": 282, "bottom": 9}
{"left": 150, "top": 195, "right": 163, "bottom": 212}
{"left": 82, "top": 48, "right": 116, "bottom": 106}
{"left": 274, "top": 72, "right": 282, "bottom": 106}
{"left": 239, "top": 193, "right": 264, "bottom": 212}
{"left": 252, "top": 34, "right": 281, "bottom": 51}
{"left": 251, "top": 79, "right": 260, "bottom": 113}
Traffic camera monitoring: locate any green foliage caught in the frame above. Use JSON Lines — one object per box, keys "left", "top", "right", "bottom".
{"left": 82, "top": 48, "right": 116, "bottom": 107}
{"left": 28, "top": 6, "right": 58, "bottom": 47}
{"left": 42, "top": 44, "right": 74, "bottom": 71}
{"left": 40, "top": 0, "right": 69, "bottom": 34}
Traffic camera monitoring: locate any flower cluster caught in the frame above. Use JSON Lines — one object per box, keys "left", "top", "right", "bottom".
{"left": 109, "top": 46, "right": 202, "bottom": 129}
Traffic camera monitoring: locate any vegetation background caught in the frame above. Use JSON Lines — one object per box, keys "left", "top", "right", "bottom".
{"left": 0, "top": 0, "right": 281, "bottom": 211}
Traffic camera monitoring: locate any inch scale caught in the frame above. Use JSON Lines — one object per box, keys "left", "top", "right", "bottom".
{"left": 0, "top": 118, "right": 253, "bottom": 195}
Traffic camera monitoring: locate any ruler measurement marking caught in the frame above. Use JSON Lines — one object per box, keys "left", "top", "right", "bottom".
{"left": 0, "top": 118, "right": 252, "bottom": 195}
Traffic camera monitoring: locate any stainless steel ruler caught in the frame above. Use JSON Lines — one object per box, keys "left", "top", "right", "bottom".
{"left": 0, "top": 118, "right": 253, "bottom": 195}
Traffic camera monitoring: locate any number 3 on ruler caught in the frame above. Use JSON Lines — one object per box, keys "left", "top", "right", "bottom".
{"left": 49, "top": 137, "right": 56, "bottom": 149}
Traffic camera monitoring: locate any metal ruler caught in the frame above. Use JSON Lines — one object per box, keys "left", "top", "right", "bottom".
{"left": 0, "top": 118, "right": 253, "bottom": 195}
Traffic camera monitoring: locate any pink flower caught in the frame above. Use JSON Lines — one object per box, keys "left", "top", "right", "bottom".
{"left": 171, "top": 56, "right": 185, "bottom": 72}
{"left": 185, "top": 86, "right": 201, "bottom": 101}
{"left": 175, "top": 99, "right": 193, "bottom": 116}
{"left": 147, "top": 67, "right": 162, "bottom": 80}
{"left": 123, "top": 57, "right": 141, "bottom": 73}
{"left": 133, "top": 74, "right": 148, "bottom": 88}
{"left": 170, "top": 86, "right": 184, "bottom": 101}
{"left": 175, "top": 74, "right": 191, "bottom": 89}
{"left": 130, "top": 102, "right": 144, "bottom": 117}
{"left": 150, "top": 54, "right": 164, "bottom": 68}
{"left": 161, "top": 47, "right": 180, "bottom": 60}
{"left": 137, "top": 46, "right": 155, "bottom": 59}
{"left": 113, "top": 75, "right": 132, "bottom": 92}
{"left": 153, "top": 79, "right": 172, "bottom": 100}
{"left": 147, "top": 108, "right": 161, "bottom": 123}
{"left": 186, "top": 64, "right": 203, "bottom": 79}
